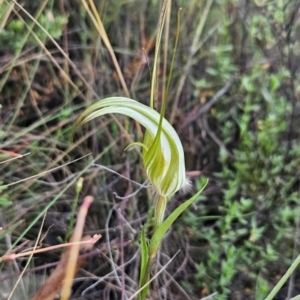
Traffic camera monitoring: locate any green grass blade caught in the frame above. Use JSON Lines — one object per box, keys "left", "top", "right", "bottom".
{"left": 149, "top": 0, "right": 168, "bottom": 108}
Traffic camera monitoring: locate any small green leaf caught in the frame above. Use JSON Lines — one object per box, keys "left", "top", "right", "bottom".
{"left": 149, "top": 180, "right": 208, "bottom": 257}
{"left": 0, "top": 197, "right": 12, "bottom": 207}
{"left": 139, "top": 226, "right": 150, "bottom": 299}
{"left": 139, "top": 226, "right": 148, "bottom": 287}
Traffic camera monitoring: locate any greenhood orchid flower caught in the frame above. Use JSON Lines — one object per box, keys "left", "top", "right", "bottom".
{"left": 72, "top": 96, "right": 189, "bottom": 199}
{"left": 71, "top": 3, "right": 207, "bottom": 300}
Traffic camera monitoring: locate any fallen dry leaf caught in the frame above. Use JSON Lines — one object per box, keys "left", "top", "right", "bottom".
{"left": 30, "top": 234, "right": 101, "bottom": 300}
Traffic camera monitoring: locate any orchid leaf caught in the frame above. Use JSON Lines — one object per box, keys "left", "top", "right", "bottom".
{"left": 139, "top": 226, "right": 150, "bottom": 299}
{"left": 149, "top": 179, "right": 208, "bottom": 257}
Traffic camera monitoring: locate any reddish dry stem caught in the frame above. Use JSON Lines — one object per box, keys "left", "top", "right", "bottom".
{"left": 0, "top": 234, "right": 101, "bottom": 262}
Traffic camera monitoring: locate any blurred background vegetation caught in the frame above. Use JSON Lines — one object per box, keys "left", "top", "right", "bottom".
{"left": 1, "top": 0, "right": 300, "bottom": 299}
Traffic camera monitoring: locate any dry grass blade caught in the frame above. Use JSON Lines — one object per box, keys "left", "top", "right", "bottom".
{"left": 169, "top": 0, "right": 214, "bottom": 124}
{"left": 0, "top": 235, "right": 101, "bottom": 262}
{"left": 81, "top": 0, "right": 130, "bottom": 97}
{"left": 8, "top": 213, "right": 47, "bottom": 300}
{"left": 1, "top": 153, "right": 91, "bottom": 188}
{"left": 0, "top": 152, "right": 30, "bottom": 164}
{"left": 30, "top": 234, "right": 100, "bottom": 300}
{"left": 30, "top": 251, "right": 85, "bottom": 300}
{"left": 9, "top": 0, "right": 96, "bottom": 100}
{"left": 60, "top": 195, "right": 95, "bottom": 300}
{"left": 28, "top": 196, "right": 100, "bottom": 300}
{"left": 0, "top": 1, "right": 14, "bottom": 29}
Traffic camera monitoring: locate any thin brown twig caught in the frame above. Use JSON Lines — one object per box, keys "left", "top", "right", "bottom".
{"left": 1, "top": 235, "right": 100, "bottom": 262}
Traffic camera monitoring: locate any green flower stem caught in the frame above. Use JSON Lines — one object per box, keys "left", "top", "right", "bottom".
{"left": 265, "top": 253, "right": 300, "bottom": 300}
{"left": 154, "top": 195, "right": 167, "bottom": 230}
{"left": 139, "top": 195, "right": 166, "bottom": 300}
{"left": 138, "top": 181, "right": 208, "bottom": 300}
